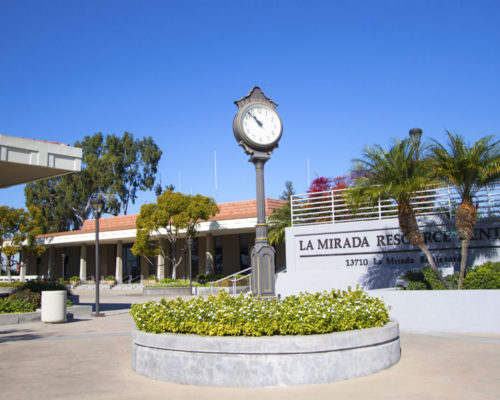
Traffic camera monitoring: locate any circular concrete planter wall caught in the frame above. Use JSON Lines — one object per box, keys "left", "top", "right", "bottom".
{"left": 131, "top": 320, "right": 400, "bottom": 387}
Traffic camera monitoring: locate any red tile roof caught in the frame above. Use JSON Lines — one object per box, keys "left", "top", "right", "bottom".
{"left": 38, "top": 198, "right": 286, "bottom": 238}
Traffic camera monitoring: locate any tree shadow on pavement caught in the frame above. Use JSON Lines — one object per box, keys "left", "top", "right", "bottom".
{"left": 79, "top": 302, "right": 132, "bottom": 312}
{"left": 0, "top": 328, "right": 46, "bottom": 343}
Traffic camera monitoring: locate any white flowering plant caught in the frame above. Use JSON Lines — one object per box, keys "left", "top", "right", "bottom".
{"left": 130, "top": 288, "right": 389, "bottom": 336}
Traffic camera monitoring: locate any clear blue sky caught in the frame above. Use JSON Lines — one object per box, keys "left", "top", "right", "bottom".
{"left": 1, "top": 0, "right": 499, "bottom": 215}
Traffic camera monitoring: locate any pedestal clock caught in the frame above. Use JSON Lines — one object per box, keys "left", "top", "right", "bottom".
{"left": 233, "top": 87, "right": 283, "bottom": 298}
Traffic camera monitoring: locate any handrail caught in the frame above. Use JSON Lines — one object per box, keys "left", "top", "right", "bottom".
{"left": 120, "top": 274, "right": 143, "bottom": 284}
{"left": 208, "top": 267, "right": 252, "bottom": 295}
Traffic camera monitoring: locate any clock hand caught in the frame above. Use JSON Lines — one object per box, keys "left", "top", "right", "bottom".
{"left": 248, "top": 112, "right": 263, "bottom": 127}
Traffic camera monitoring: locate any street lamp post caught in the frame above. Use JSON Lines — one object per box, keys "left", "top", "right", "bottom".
{"left": 186, "top": 238, "right": 193, "bottom": 295}
{"left": 61, "top": 253, "right": 66, "bottom": 282}
{"left": 90, "top": 197, "right": 105, "bottom": 317}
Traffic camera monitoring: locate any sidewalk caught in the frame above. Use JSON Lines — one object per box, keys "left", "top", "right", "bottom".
{"left": 0, "top": 290, "right": 499, "bottom": 400}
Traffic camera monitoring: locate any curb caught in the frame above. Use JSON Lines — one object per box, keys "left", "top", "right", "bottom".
{"left": 0, "top": 305, "right": 93, "bottom": 325}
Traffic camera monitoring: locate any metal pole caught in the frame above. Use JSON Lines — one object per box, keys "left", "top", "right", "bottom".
{"left": 331, "top": 190, "right": 335, "bottom": 224}
{"left": 61, "top": 253, "right": 66, "bottom": 282}
{"left": 187, "top": 238, "right": 193, "bottom": 295}
{"left": 93, "top": 212, "right": 104, "bottom": 317}
{"left": 252, "top": 155, "right": 270, "bottom": 243}
{"left": 249, "top": 153, "right": 276, "bottom": 299}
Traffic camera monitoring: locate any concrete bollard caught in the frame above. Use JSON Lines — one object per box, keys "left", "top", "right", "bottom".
{"left": 41, "top": 290, "right": 67, "bottom": 323}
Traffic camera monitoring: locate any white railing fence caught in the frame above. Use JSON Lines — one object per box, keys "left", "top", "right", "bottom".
{"left": 291, "top": 182, "right": 500, "bottom": 226}
{"left": 0, "top": 275, "right": 43, "bottom": 282}
{"left": 209, "top": 267, "right": 252, "bottom": 295}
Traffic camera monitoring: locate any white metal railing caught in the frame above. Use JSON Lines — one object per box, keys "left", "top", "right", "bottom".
{"left": 209, "top": 267, "right": 252, "bottom": 295}
{"left": 0, "top": 275, "right": 43, "bottom": 282}
{"left": 291, "top": 182, "right": 500, "bottom": 226}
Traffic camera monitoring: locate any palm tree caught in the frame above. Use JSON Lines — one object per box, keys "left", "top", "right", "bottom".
{"left": 268, "top": 181, "right": 295, "bottom": 246}
{"left": 430, "top": 132, "right": 500, "bottom": 289}
{"left": 268, "top": 202, "right": 291, "bottom": 246}
{"left": 349, "top": 136, "right": 450, "bottom": 288}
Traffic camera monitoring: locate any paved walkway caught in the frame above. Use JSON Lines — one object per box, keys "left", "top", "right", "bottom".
{"left": 0, "top": 290, "right": 499, "bottom": 400}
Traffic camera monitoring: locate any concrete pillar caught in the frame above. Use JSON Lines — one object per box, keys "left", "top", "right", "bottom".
{"left": 115, "top": 241, "right": 123, "bottom": 284}
{"left": 157, "top": 239, "right": 166, "bottom": 280}
{"left": 205, "top": 234, "right": 214, "bottom": 275}
{"left": 79, "top": 244, "right": 87, "bottom": 282}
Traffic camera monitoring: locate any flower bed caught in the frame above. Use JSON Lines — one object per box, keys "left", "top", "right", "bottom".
{"left": 131, "top": 290, "right": 399, "bottom": 386}
{"left": 131, "top": 288, "right": 389, "bottom": 336}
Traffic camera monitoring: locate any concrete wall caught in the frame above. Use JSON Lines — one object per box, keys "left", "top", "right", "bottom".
{"left": 279, "top": 216, "right": 500, "bottom": 295}
{"left": 367, "top": 289, "right": 500, "bottom": 333}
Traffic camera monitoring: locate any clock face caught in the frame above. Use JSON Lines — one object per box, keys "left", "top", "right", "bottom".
{"left": 240, "top": 104, "right": 282, "bottom": 147}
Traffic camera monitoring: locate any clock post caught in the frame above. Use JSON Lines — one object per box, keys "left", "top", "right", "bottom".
{"left": 233, "top": 87, "right": 283, "bottom": 299}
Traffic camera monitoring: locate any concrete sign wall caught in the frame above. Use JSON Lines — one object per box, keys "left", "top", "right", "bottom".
{"left": 276, "top": 216, "right": 500, "bottom": 296}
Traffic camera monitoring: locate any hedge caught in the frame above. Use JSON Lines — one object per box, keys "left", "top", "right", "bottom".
{"left": 131, "top": 288, "right": 390, "bottom": 336}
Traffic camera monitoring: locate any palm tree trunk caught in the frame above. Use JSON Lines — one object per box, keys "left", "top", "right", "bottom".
{"left": 419, "top": 245, "right": 450, "bottom": 288}
{"left": 456, "top": 199, "right": 476, "bottom": 290}
{"left": 458, "top": 239, "right": 469, "bottom": 289}
{"left": 398, "top": 201, "right": 450, "bottom": 289}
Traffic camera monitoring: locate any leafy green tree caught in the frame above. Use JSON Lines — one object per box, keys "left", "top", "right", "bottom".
{"left": 23, "top": 176, "right": 81, "bottom": 233}
{"left": 25, "top": 132, "right": 162, "bottom": 232}
{"left": 349, "top": 137, "right": 450, "bottom": 288}
{"left": 132, "top": 190, "right": 218, "bottom": 279}
{"left": 0, "top": 206, "right": 46, "bottom": 282}
{"left": 268, "top": 181, "right": 295, "bottom": 246}
{"left": 430, "top": 132, "right": 500, "bottom": 288}
{"left": 101, "top": 133, "right": 163, "bottom": 215}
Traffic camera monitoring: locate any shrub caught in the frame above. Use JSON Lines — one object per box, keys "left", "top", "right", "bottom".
{"left": 463, "top": 262, "right": 500, "bottom": 289}
{"left": 0, "top": 298, "right": 35, "bottom": 314}
{"left": 130, "top": 289, "right": 390, "bottom": 336}
{"left": 69, "top": 276, "right": 80, "bottom": 283}
{"left": 0, "top": 282, "right": 23, "bottom": 288}
{"left": 8, "top": 289, "right": 41, "bottom": 308}
{"left": 196, "top": 273, "right": 225, "bottom": 282}
{"left": 147, "top": 279, "right": 202, "bottom": 287}
{"left": 402, "top": 261, "right": 500, "bottom": 290}
{"left": 146, "top": 275, "right": 158, "bottom": 281}
{"left": 13, "top": 281, "right": 71, "bottom": 296}
{"left": 105, "top": 276, "right": 116, "bottom": 281}
{"left": 401, "top": 267, "right": 457, "bottom": 290}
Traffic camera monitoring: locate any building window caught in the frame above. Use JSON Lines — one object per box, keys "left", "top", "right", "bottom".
{"left": 239, "top": 234, "right": 249, "bottom": 270}
{"left": 191, "top": 238, "right": 199, "bottom": 276}
{"left": 36, "top": 257, "right": 42, "bottom": 276}
{"left": 123, "top": 244, "right": 140, "bottom": 279}
{"left": 214, "top": 236, "right": 223, "bottom": 275}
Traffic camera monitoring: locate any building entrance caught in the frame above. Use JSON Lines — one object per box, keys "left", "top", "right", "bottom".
{"left": 123, "top": 244, "right": 140, "bottom": 282}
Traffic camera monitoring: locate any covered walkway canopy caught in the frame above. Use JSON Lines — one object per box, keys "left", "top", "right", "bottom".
{"left": 0, "top": 133, "right": 82, "bottom": 188}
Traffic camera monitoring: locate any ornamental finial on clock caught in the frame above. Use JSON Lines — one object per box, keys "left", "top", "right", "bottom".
{"left": 234, "top": 86, "right": 278, "bottom": 110}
